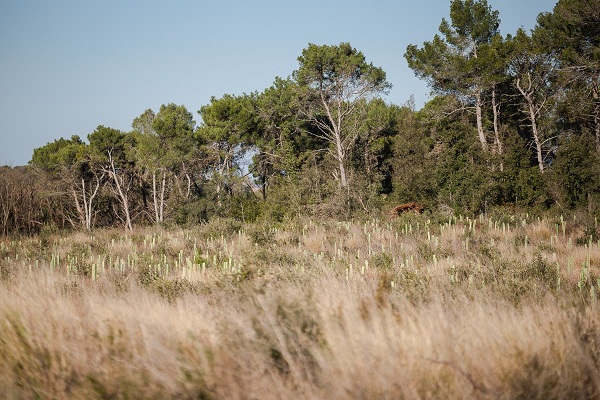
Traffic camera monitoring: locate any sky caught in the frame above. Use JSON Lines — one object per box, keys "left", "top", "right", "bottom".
{"left": 0, "top": 0, "right": 557, "bottom": 166}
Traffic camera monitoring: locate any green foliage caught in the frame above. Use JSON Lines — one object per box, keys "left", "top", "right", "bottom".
{"left": 481, "top": 255, "right": 560, "bottom": 304}
{"left": 173, "top": 198, "right": 215, "bottom": 226}
{"left": 66, "top": 242, "right": 94, "bottom": 278}
{"left": 228, "top": 192, "right": 261, "bottom": 223}
{"left": 535, "top": 0, "right": 600, "bottom": 156}
{"left": 417, "top": 97, "right": 494, "bottom": 212}
{"left": 384, "top": 268, "right": 430, "bottom": 304}
{"left": 243, "top": 246, "right": 297, "bottom": 268}
{"left": 550, "top": 132, "right": 600, "bottom": 208}
{"left": 350, "top": 99, "right": 399, "bottom": 195}
{"left": 198, "top": 217, "right": 243, "bottom": 239}
{"left": 497, "top": 131, "right": 547, "bottom": 207}
{"left": 88, "top": 125, "right": 130, "bottom": 163}
{"left": 153, "top": 103, "right": 195, "bottom": 140}
{"left": 294, "top": 42, "right": 391, "bottom": 189}
{"left": 390, "top": 105, "right": 437, "bottom": 204}
{"left": 136, "top": 264, "right": 160, "bottom": 288}
{"left": 368, "top": 252, "right": 393, "bottom": 270}
{"left": 405, "top": 0, "right": 500, "bottom": 95}
{"left": 295, "top": 42, "right": 390, "bottom": 93}
{"left": 257, "top": 179, "right": 300, "bottom": 222}
{"left": 251, "top": 77, "right": 322, "bottom": 196}
{"left": 152, "top": 278, "right": 204, "bottom": 303}
{"left": 13, "top": 1, "right": 600, "bottom": 231}
{"left": 136, "top": 265, "right": 209, "bottom": 303}
{"left": 246, "top": 223, "right": 277, "bottom": 247}
{"left": 30, "top": 136, "right": 85, "bottom": 173}
{"left": 197, "top": 94, "right": 256, "bottom": 145}
{"left": 132, "top": 103, "right": 196, "bottom": 173}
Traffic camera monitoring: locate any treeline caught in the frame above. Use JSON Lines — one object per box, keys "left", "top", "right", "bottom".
{"left": 1, "top": 0, "right": 599, "bottom": 235}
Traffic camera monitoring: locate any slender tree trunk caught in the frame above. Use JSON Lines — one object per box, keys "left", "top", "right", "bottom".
{"left": 72, "top": 173, "right": 102, "bottom": 231}
{"left": 72, "top": 186, "right": 85, "bottom": 229}
{"left": 84, "top": 174, "right": 102, "bottom": 231}
{"left": 320, "top": 93, "right": 349, "bottom": 189}
{"left": 215, "top": 153, "right": 229, "bottom": 209}
{"left": 472, "top": 46, "right": 488, "bottom": 153}
{"left": 152, "top": 172, "right": 159, "bottom": 223}
{"left": 475, "top": 90, "right": 488, "bottom": 152}
{"left": 185, "top": 173, "right": 191, "bottom": 199}
{"left": 529, "top": 102, "right": 544, "bottom": 173}
{"left": 107, "top": 151, "right": 133, "bottom": 231}
{"left": 160, "top": 170, "right": 166, "bottom": 222}
{"left": 152, "top": 170, "right": 167, "bottom": 224}
{"left": 516, "top": 75, "right": 544, "bottom": 173}
{"left": 334, "top": 129, "right": 348, "bottom": 189}
{"left": 80, "top": 180, "right": 90, "bottom": 230}
{"left": 255, "top": 156, "right": 268, "bottom": 200}
{"left": 491, "top": 88, "right": 503, "bottom": 171}
{"left": 80, "top": 178, "right": 94, "bottom": 231}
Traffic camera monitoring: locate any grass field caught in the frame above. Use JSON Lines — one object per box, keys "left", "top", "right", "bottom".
{"left": 1, "top": 212, "right": 600, "bottom": 399}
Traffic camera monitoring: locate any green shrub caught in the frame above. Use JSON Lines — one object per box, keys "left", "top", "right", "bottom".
{"left": 197, "top": 217, "right": 243, "bottom": 240}
{"left": 368, "top": 252, "right": 393, "bottom": 270}
{"left": 152, "top": 278, "right": 200, "bottom": 303}
{"left": 246, "top": 223, "right": 276, "bottom": 247}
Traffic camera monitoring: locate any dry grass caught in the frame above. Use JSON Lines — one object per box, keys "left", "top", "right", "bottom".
{"left": 1, "top": 213, "right": 600, "bottom": 399}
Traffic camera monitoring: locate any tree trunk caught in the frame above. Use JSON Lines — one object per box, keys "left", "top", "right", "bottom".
{"left": 159, "top": 170, "right": 166, "bottom": 222}
{"left": 320, "top": 93, "right": 349, "bottom": 190}
{"left": 471, "top": 46, "right": 487, "bottom": 153}
{"left": 81, "top": 180, "right": 92, "bottom": 231}
{"left": 475, "top": 90, "right": 488, "bottom": 152}
{"left": 72, "top": 186, "right": 86, "bottom": 229}
{"left": 84, "top": 175, "right": 102, "bottom": 231}
{"left": 528, "top": 102, "right": 544, "bottom": 173}
{"left": 107, "top": 151, "right": 133, "bottom": 231}
{"left": 491, "top": 88, "right": 503, "bottom": 171}
{"left": 72, "top": 173, "right": 102, "bottom": 231}
{"left": 152, "top": 170, "right": 167, "bottom": 224}
{"left": 152, "top": 172, "right": 159, "bottom": 223}
{"left": 516, "top": 75, "right": 544, "bottom": 173}
{"left": 335, "top": 130, "right": 348, "bottom": 189}
{"left": 185, "top": 173, "right": 191, "bottom": 199}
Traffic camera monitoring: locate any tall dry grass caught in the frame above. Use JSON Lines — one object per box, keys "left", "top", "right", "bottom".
{"left": 1, "top": 213, "right": 600, "bottom": 399}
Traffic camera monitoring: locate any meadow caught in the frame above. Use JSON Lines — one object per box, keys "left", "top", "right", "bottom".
{"left": 1, "top": 211, "right": 600, "bottom": 399}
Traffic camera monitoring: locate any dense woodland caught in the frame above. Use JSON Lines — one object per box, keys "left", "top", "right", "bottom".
{"left": 1, "top": 0, "right": 599, "bottom": 235}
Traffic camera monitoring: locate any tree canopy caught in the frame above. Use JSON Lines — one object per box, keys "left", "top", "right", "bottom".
{"left": 2, "top": 0, "right": 597, "bottom": 235}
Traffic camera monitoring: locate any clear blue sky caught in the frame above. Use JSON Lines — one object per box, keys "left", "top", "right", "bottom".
{"left": 0, "top": 0, "right": 556, "bottom": 166}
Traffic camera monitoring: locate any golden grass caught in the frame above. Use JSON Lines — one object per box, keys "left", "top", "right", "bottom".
{"left": 1, "top": 214, "right": 600, "bottom": 399}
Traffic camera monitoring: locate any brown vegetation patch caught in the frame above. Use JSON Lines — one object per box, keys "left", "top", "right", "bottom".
{"left": 389, "top": 202, "right": 425, "bottom": 217}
